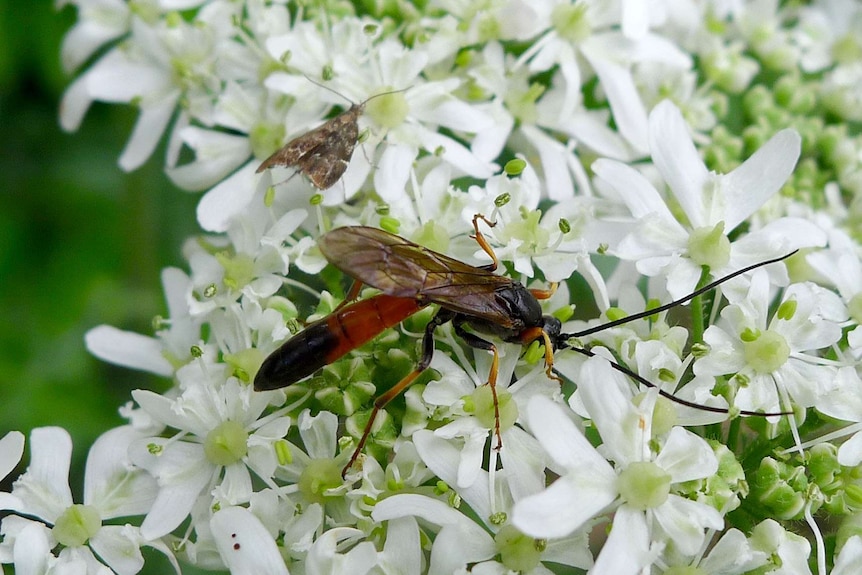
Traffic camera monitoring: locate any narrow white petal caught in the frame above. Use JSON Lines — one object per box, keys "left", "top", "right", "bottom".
{"left": 592, "top": 158, "right": 679, "bottom": 223}
{"left": 653, "top": 495, "right": 723, "bottom": 556}
{"left": 417, "top": 128, "right": 496, "bottom": 179}
{"left": 723, "top": 129, "right": 801, "bottom": 230}
{"left": 584, "top": 49, "right": 649, "bottom": 153}
{"left": 84, "top": 426, "right": 157, "bottom": 518}
{"left": 196, "top": 162, "right": 260, "bottom": 232}
{"left": 520, "top": 125, "right": 573, "bottom": 201}
{"left": 13, "top": 522, "right": 52, "bottom": 575}
{"left": 648, "top": 100, "right": 709, "bottom": 228}
{"left": 512, "top": 474, "right": 616, "bottom": 538}
{"left": 429, "top": 524, "right": 496, "bottom": 575}
{"left": 12, "top": 427, "right": 74, "bottom": 522}
{"left": 655, "top": 428, "right": 718, "bottom": 483}
{"left": 413, "top": 431, "right": 491, "bottom": 520}
{"left": 838, "top": 431, "right": 862, "bottom": 467}
{"left": 526, "top": 395, "right": 615, "bottom": 476}
{"left": 378, "top": 516, "right": 421, "bottom": 575}
{"left": 0, "top": 431, "right": 24, "bottom": 480}
{"left": 374, "top": 143, "right": 417, "bottom": 203}
{"left": 833, "top": 535, "right": 862, "bottom": 575}
{"left": 211, "top": 507, "right": 288, "bottom": 575}
{"left": 89, "top": 526, "right": 144, "bottom": 575}
{"left": 591, "top": 506, "right": 650, "bottom": 575}
{"left": 86, "top": 325, "right": 173, "bottom": 377}
{"left": 119, "top": 95, "right": 178, "bottom": 171}
{"left": 59, "top": 75, "right": 93, "bottom": 132}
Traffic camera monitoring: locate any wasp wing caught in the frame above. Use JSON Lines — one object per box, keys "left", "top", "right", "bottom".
{"left": 318, "top": 226, "right": 521, "bottom": 328}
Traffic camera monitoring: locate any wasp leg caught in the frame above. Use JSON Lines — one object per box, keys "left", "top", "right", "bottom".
{"left": 342, "top": 308, "right": 456, "bottom": 478}
{"left": 518, "top": 326, "right": 561, "bottom": 385}
{"left": 452, "top": 319, "right": 503, "bottom": 451}
{"left": 331, "top": 280, "right": 365, "bottom": 313}
{"left": 529, "top": 282, "right": 558, "bottom": 300}
{"left": 470, "top": 214, "right": 500, "bottom": 272}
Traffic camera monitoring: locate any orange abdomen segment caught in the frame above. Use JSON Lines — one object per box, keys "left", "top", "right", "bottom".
{"left": 254, "top": 295, "right": 424, "bottom": 390}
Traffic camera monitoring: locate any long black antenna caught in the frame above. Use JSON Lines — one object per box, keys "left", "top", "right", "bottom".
{"left": 554, "top": 251, "right": 798, "bottom": 418}
{"left": 564, "top": 251, "right": 797, "bottom": 340}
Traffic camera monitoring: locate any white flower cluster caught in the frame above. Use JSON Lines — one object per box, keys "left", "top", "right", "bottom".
{"left": 4, "top": 0, "right": 862, "bottom": 574}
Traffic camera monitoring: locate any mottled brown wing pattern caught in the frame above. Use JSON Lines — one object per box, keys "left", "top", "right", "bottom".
{"left": 256, "top": 104, "right": 363, "bottom": 189}
{"left": 318, "top": 226, "right": 520, "bottom": 328}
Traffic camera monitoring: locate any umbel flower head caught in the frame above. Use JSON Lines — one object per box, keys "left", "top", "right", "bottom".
{"left": 9, "top": 0, "right": 862, "bottom": 573}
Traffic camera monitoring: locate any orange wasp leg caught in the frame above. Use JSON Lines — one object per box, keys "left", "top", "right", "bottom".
{"left": 452, "top": 319, "right": 504, "bottom": 450}
{"left": 342, "top": 308, "right": 457, "bottom": 477}
{"left": 470, "top": 214, "right": 500, "bottom": 271}
{"left": 330, "top": 280, "right": 365, "bottom": 314}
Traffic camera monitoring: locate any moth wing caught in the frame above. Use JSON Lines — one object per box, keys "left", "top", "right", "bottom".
{"left": 319, "top": 226, "right": 519, "bottom": 327}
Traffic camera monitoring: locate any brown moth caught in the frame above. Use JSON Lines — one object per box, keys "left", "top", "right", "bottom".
{"left": 256, "top": 82, "right": 407, "bottom": 190}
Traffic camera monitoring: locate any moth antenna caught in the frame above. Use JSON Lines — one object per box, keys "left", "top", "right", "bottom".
{"left": 567, "top": 250, "right": 798, "bottom": 340}
{"left": 302, "top": 75, "right": 412, "bottom": 107}
{"left": 362, "top": 85, "right": 413, "bottom": 104}
{"left": 303, "top": 74, "right": 355, "bottom": 105}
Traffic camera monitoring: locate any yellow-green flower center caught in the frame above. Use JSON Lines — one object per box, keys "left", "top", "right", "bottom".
{"left": 494, "top": 524, "right": 544, "bottom": 572}
{"left": 298, "top": 458, "right": 344, "bottom": 504}
{"left": 204, "top": 420, "right": 248, "bottom": 466}
{"left": 470, "top": 386, "right": 518, "bottom": 432}
{"left": 551, "top": 3, "right": 590, "bottom": 42}
{"left": 742, "top": 329, "right": 790, "bottom": 374}
{"left": 618, "top": 461, "right": 671, "bottom": 510}
{"left": 53, "top": 504, "right": 101, "bottom": 547}
{"left": 848, "top": 293, "right": 862, "bottom": 324}
{"left": 687, "top": 222, "right": 731, "bottom": 270}
{"left": 365, "top": 90, "right": 409, "bottom": 129}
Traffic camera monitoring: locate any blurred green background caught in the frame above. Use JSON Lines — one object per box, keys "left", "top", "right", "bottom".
{"left": 0, "top": 1, "right": 199, "bottom": 480}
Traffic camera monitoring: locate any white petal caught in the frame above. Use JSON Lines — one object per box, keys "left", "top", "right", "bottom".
{"left": 0, "top": 431, "right": 24, "bottom": 480}
{"left": 89, "top": 526, "right": 144, "bottom": 575}
{"left": 722, "top": 129, "right": 801, "bottom": 230}
{"left": 166, "top": 128, "right": 252, "bottom": 190}
{"left": 196, "top": 162, "right": 260, "bottom": 232}
{"left": 86, "top": 325, "right": 173, "bottom": 377}
{"left": 298, "top": 410, "right": 338, "bottom": 460}
{"left": 374, "top": 142, "right": 416, "bottom": 203}
{"left": 700, "top": 528, "right": 768, "bottom": 573}
{"left": 591, "top": 506, "right": 650, "bottom": 575}
{"left": 512, "top": 473, "right": 616, "bottom": 538}
{"left": 584, "top": 48, "right": 649, "bottom": 153}
{"left": 12, "top": 427, "right": 74, "bottom": 522}
{"left": 413, "top": 431, "right": 491, "bottom": 520}
{"left": 838, "top": 431, "right": 862, "bottom": 467}
{"left": 525, "top": 395, "right": 615, "bottom": 477}
{"left": 377, "top": 516, "right": 421, "bottom": 575}
{"left": 417, "top": 128, "right": 495, "bottom": 179}
{"left": 211, "top": 507, "right": 288, "bottom": 575}
{"left": 654, "top": 427, "right": 718, "bottom": 483}
{"left": 119, "top": 95, "right": 178, "bottom": 171}
{"left": 84, "top": 426, "right": 157, "bottom": 518}
{"left": 429, "top": 524, "right": 496, "bottom": 575}
{"left": 653, "top": 495, "right": 723, "bottom": 556}
{"left": 130, "top": 439, "right": 213, "bottom": 539}
{"left": 520, "top": 125, "right": 573, "bottom": 201}
{"left": 14, "top": 522, "right": 52, "bottom": 575}
{"left": 59, "top": 75, "right": 93, "bottom": 132}
{"left": 305, "top": 528, "right": 377, "bottom": 575}
{"left": 833, "top": 535, "right": 862, "bottom": 575}
{"left": 648, "top": 100, "right": 709, "bottom": 228}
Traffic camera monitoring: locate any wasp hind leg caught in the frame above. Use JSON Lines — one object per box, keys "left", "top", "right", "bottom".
{"left": 342, "top": 308, "right": 456, "bottom": 478}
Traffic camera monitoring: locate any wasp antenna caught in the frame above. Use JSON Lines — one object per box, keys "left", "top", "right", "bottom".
{"left": 567, "top": 347, "right": 790, "bottom": 418}
{"left": 302, "top": 74, "right": 355, "bottom": 105}
{"left": 574, "top": 250, "right": 798, "bottom": 338}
